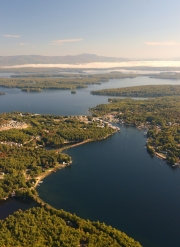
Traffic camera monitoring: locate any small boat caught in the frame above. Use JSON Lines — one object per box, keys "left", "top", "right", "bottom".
{"left": 71, "top": 90, "right": 76, "bottom": 94}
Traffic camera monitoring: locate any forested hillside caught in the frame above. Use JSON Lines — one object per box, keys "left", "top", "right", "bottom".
{"left": 0, "top": 113, "right": 116, "bottom": 199}
{"left": 0, "top": 206, "right": 142, "bottom": 247}
{"left": 91, "top": 96, "right": 180, "bottom": 165}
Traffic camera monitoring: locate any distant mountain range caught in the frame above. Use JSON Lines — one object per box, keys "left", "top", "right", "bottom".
{"left": 0, "top": 54, "right": 129, "bottom": 66}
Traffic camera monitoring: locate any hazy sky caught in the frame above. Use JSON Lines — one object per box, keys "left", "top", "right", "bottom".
{"left": 1, "top": 0, "right": 180, "bottom": 58}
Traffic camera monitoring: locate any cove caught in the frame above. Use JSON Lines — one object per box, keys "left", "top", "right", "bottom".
{"left": 37, "top": 126, "right": 180, "bottom": 247}
{"left": 0, "top": 199, "right": 36, "bottom": 220}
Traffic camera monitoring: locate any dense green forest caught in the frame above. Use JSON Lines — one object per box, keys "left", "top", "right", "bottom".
{"left": 0, "top": 112, "right": 142, "bottom": 246}
{"left": 90, "top": 96, "right": 180, "bottom": 165}
{"left": 0, "top": 113, "right": 116, "bottom": 199}
{"left": 0, "top": 73, "right": 137, "bottom": 92}
{"left": 91, "top": 85, "right": 180, "bottom": 97}
{"left": 0, "top": 206, "right": 142, "bottom": 247}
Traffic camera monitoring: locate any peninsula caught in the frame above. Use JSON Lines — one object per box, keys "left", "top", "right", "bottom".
{"left": 91, "top": 84, "right": 180, "bottom": 97}
{"left": 90, "top": 86, "right": 180, "bottom": 166}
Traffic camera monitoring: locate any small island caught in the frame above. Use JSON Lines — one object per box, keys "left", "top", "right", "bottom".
{"left": 0, "top": 72, "right": 138, "bottom": 92}
{"left": 21, "top": 88, "right": 42, "bottom": 92}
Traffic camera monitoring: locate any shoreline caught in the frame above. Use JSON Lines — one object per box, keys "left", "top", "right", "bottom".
{"left": 58, "top": 139, "right": 91, "bottom": 152}
{"left": 0, "top": 124, "right": 117, "bottom": 204}
{"left": 119, "top": 122, "right": 170, "bottom": 163}
{"left": 155, "top": 152, "right": 166, "bottom": 160}
{"left": 33, "top": 140, "right": 92, "bottom": 189}
{"left": 33, "top": 134, "right": 115, "bottom": 189}
{"left": 0, "top": 133, "right": 116, "bottom": 211}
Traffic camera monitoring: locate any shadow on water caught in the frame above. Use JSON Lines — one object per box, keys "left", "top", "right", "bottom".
{"left": 0, "top": 198, "right": 37, "bottom": 220}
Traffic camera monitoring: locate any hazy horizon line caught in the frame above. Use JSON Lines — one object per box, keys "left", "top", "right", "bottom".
{"left": 0, "top": 54, "right": 180, "bottom": 60}
{"left": 2, "top": 60, "right": 180, "bottom": 69}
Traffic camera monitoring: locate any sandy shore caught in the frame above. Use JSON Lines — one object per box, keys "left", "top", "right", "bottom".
{"left": 33, "top": 163, "right": 70, "bottom": 189}
{"left": 155, "top": 152, "right": 166, "bottom": 160}
{"left": 58, "top": 139, "right": 91, "bottom": 152}
{"left": 32, "top": 139, "right": 92, "bottom": 188}
{"left": 33, "top": 136, "right": 114, "bottom": 188}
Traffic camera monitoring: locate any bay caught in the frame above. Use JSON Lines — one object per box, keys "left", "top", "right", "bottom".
{"left": 37, "top": 126, "right": 180, "bottom": 247}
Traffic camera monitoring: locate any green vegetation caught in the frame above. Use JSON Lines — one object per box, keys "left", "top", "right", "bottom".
{"left": 91, "top": 85, "right": 180, "bottom": 97}
{"left": 0, "top": 73, "right": 137, "bottom": 92}
{"left": 0, "top": 112, "right": 116, "bottom": 199}
{"left": 0, "top": 139, "right": 70, "bottom": 199}
{"left": 0, "top": 206, "right": 142, "bottom": 247}
{"left": 149, "top": 72, "right": 180, "bottom": 80}
{"left": 11, "top": 74, "right": 82, "bottom": 78}
{"left": 90, "top": 96, "right": 180, "bottom": 165}
{"left": 0, "top": 111, "right": 142, "bottom": 246}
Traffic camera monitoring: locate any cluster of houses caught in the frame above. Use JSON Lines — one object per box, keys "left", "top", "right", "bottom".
{"left": 0, "top": 120, "right": 26, "bottom": 129}
{"left": 75, "top": 116, "right": 120, "bottom": 132}
{"left": 0, "top": 172, "right": 5, "bottom": 181}
{"left": 92, "top": 117, "right": 120, "bottom": 131}
{"left": 0, "top": 141, "right": 22, "bottom": 147}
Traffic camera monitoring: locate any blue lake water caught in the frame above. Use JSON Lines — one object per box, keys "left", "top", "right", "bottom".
{"left": 37, "top": 126, "right": 180, "bottom": 247}
{"left": 0, "top": 76, "right": 179, "bottom": 115}
{"left": 1, "top": 76, "right": 180, "bottom": 247}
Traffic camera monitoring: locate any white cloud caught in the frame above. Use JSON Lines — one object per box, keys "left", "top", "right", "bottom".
{"left": 19, "top": 42, "right": 29, "bottom": 46}
{"left": 2, "top": 60, "right": 180, "bottom": 69}
{"left": 2, "top": 34, "right": 21, "bottom": 38}
{"left": 51, "top": 38, "right": 83, "bottom": 45}
{"left": 145, "top": 41, "right": 180, "bottom": 46}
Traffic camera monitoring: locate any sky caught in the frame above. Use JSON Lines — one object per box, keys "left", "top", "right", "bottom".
{"left": 1, "top": 0, "right": 180, "bottom": 59}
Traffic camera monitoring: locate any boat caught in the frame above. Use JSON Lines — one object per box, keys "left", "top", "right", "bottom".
{"left": 71, "top": 90, "right": 76, "bottom": 94}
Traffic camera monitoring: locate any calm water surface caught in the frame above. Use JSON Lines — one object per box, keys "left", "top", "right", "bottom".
{"left": 0, "top": 76, "right": 179, "bottom": 115}
{"left": 1, "top": 76, "right": 180, "bottom": 247}
{"left": 0, "top": 199, "right": 36, "bottom": 220}
{"left": 37, "top": 126, "right": 180, "bottom": 247}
